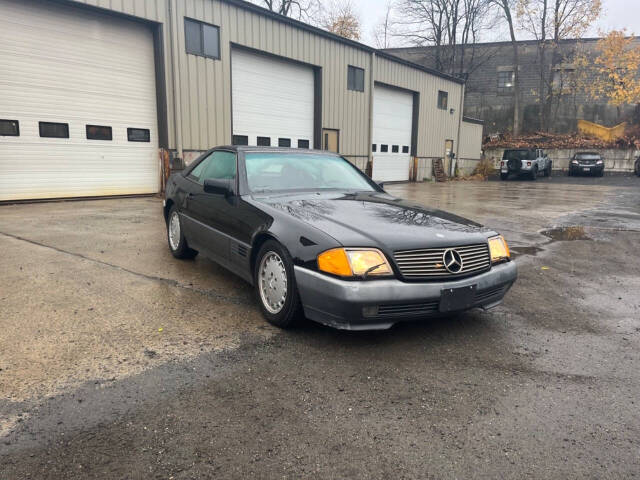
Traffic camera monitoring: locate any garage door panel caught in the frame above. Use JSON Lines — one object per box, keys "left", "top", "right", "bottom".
{"left": 232, "top": 49, "right": 314, "bottom": 145}
{"left": 372, "top": 85, "right": 413, "bottom": 182}
{"left": 0, "top": 0, "right": 159, "bottom": 201}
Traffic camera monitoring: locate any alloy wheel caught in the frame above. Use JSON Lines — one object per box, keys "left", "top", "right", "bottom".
{"left": 258, "top": 252, "right": 288, "bottom": 314}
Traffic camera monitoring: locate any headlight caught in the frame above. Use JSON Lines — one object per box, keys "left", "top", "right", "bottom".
{"left": 317, "top": 248, "right": 393, "bottom": 278}
{"left": 596, "top": 160, "right": 603, "bottom": 164}
{"left": 488, "top": 235, "right": 510, "bottom": 264}
{"left": 571, "top": 159, "right": 578, "bottom": 164}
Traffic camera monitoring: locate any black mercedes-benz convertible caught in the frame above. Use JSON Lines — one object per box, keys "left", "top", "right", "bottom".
{"left": 163, "top": 146, "right": 517, "bottom": 330}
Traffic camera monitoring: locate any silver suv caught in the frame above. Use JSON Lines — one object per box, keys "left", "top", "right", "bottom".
{"left": 500, "top": 148, "right": 552, "bottom": 180}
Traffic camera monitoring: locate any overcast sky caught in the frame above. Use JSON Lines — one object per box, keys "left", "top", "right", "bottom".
{"left": 354, "top": 0, "right": 640, "bottom": 47}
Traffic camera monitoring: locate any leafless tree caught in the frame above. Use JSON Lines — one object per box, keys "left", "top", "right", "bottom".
{"left": 252, "top": 0, "right": 321, "bottom": 22}
{"left": 517, "top": 0, "right": 602, "bottom": 130}
{"left": 491, "top": 0, "right": 521, "bottom": 135}
{"left": 392, "top": 0, "right": 498, "bottom": 76}
{"left": 372, "top": 2, "right": 396, "bottom": 49}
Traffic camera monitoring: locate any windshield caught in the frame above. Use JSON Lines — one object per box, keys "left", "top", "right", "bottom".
{"left": 245, "top": 153, "right": 377, "bottom": 193}
{"left": 503, "top": 149, "right": 534, "bottom": 161}
{"left": 575, "top": 153, "right": 600, "bottom": 160}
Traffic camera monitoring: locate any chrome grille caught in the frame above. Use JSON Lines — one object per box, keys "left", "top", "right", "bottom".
{"left": 394, "top": 243, "right": 491, "bottom": 278}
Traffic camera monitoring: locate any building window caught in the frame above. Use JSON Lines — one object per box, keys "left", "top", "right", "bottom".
{"left": 372, "top": 144, "right": 377, "bottom": 152}
{"left": 497, "top": 71, "right": 514, "bottom": 89}
{"left": 380, "top": 144, "right": 388, "bottom": 152}
{"left": 257, "top": 136, "right": 271, "bottom": 146}
{"left": 232, "top": 135, "right": 249, "bottom": 145}
{"left": 402, "top": 145, "right": 409, "bottom": 153}
{"left": 297, "top": 139, "right": 310, "bottom": 149}
{"left": 392, "top": 145, "right": 399, "bottom": 153}
{"left": 127, "top": 128, "right": 150, "bottom": 142}
{"left": 437, "top": 91, "right": 448, "bottom": 110}
{"left": 278, "top": 138, "right": 291, "bottom": 147}
{"left": 39, "top": 122, "right": 69, "bottom": 138}
{"left": 86, "top": 125, "right": 112, "bottom": 141}
{"left": 0, "top": 119, "right": 19, "bottom": 136}
{"left": 347, "top": 65, "right": 365, "bottom": 92}
{"left": 185, "top": 18, "right": 220, "bottom": 60}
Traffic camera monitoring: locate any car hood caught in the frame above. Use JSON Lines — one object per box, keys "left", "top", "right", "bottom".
{"left": 251, "top": 191, "right": 494, "bottom": 251}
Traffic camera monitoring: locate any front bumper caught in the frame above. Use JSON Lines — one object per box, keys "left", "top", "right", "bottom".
{"left": 294, "top": 262, "right": 517, "bottom": 330}
{"left": 570, "top": 164, "right": 603, "bottom": 175}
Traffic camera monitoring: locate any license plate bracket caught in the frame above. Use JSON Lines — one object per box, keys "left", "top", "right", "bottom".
{"left": 439, "top": 285, "right": 477, "bottom": 313}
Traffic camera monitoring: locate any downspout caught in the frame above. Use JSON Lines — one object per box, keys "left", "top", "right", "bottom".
{"left": 453, "top": 82, "right": 465, "bottom": 177}
{"left": 367, "top": 51, "right": 375, "bottom": 177}
{"left": 168, "top": 0, "right": 184, "bottom": 163}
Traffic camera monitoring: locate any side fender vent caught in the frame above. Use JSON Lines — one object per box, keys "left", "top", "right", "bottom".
{"left": 236, "top": 244, "right": 248, "bottom": 258}
{"left": 299, "top": 236, "right": 317, "bottom": 247}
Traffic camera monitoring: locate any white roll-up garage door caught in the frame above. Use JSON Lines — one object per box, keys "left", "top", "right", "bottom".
{"left": 0, "top": 0, "right": 159, "bottom": 201}
{"left": 371, "top": 85, "right": 413, "bottom": 182}
{"left": 232, "top": 49, "right": 314, "bottom": 149}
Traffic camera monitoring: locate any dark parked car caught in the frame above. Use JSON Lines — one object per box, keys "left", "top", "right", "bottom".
{"left": 568, "top": 152, "right": 605, "bottom": 176}
{"left": 164, "top": 147, "right": 517, "bottom": 330}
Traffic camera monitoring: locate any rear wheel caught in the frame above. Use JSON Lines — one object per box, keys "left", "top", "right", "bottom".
{"left": 167, "top": 206, "right": 198, "bottom": 259}
{"left": 254, "top": 240, "right": 303, "bottom": 328}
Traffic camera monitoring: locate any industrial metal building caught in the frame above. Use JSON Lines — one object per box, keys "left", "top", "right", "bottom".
{"left": 0, "top": 0, "right": 482, "bottom": 201}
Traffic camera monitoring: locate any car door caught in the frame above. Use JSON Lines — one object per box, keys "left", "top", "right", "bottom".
{"left": 182, "top": 150, "right": 238, "bottom": 264}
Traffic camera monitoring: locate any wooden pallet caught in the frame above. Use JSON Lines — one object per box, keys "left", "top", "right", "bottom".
{"left": 432, "top": 158, "right": 447, "bottom": 182}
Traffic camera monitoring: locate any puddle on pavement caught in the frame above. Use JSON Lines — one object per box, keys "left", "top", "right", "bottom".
{"left": 510, "top": 246, "right": 544, "bottom": 258}
{"left": 541, "top": 226, "right": 592, "bottom": 241}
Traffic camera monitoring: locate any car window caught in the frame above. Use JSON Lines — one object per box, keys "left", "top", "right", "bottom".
{"left": 187, "top": 154, "right": 212, "bottom": 182}
{"left": 188, "top": 151, "right": 237, "bottom": 184}
{"left": 200, "top": 151, "right": 237, "bottom": 182}
{"left": 503, "top": 149, "right": 534, "bottom": 161}
{"left": 245, "top": 153, "right": 375, "bottom": 193}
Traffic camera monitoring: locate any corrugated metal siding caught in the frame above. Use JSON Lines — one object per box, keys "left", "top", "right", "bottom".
{"left": 174, "top": 0, "right": 371, "bottom": 154}
{"left": 374, "top": 55, "right": 464, "bottom": 159}
{"left": 65, "top": 0, "right": 463, "bottom": 161}
{"left": 459, "top": 121, "right": 483, "bottom": 160}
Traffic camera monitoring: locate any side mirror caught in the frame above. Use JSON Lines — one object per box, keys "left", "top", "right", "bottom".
{"left": 203, "top": 178, "right": 232, "bottom": 196}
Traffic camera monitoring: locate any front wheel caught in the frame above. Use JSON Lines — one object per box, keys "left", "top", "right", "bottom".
{"left": 530, "top": 167, "right": 538, "bottom": 180}
{"left": 167, "top": 206, "right": 198, "bottom": 259}
{"left": 544, "top": 162, "right": 552, "bottom": 177}
{"left": 635, "top": 160, "right": 640, "bottom": 176}
{"left": 500, "top": 172, "right": 509, "bottom": 180}
{"left": 254, "top": 240, "right": 303, "bottom": 328}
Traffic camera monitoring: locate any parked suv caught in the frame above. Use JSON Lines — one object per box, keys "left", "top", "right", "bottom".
{"left": 500, "top": 148, "right": 552, "bottom": 180}
{"left": 568, "top": 152, "right": 604, "bottom": 177}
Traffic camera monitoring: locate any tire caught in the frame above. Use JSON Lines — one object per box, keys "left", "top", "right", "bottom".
{"left": 530, "top": 167, "right": 538, "bottom": 181}
{"left": 567, "top": 168, "right": 572, "bottom": 177}
{"left": 635, "top": 160, "right": 640, "bottom": 177}
{"left": 167, "top": 206, "right": 198, "bottom": 259}
{"left": 254, "top": 240, "right": 303, "bottom": 328}
{"left": 598, "top": 169, "right": 604, "bottom": 177}
{"left": 500, "top": 173, "right": 509, "bottom": 180}
{"left": 544, "top": 162, "right": 552, "bottom": 177}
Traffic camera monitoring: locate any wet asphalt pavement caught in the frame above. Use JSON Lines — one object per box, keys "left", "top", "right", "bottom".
{"left": 1, "top": 175, "right": 640, "bottom": 478}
